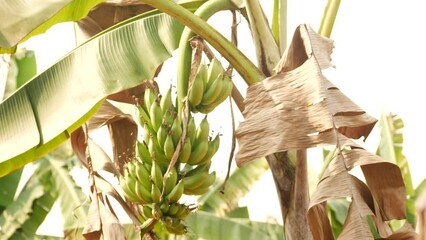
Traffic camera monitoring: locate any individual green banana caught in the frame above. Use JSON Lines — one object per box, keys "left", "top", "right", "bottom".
{"left": 156, "top": 123, "right": 169, "bottom": 149}
{"left": 166, "top": 180, "right": 184, "bottom": 203}
{"left": 186, "top": 139, "right": 209, "bottom": 165}
{"left": 149, "top": 99, "right": 163, "bottom": 133}
{"left": 162, "top": 106, "right": 175, "bottom": 127}
{"left": 133, "top": 175, "right": 153, "bottom": 204}
{"left": 177, "top": 138, "right": 191, "bottom": 164}
{"left": 167, "top": 203, "right": 181, "bottom": 216}
{"left": 148, "top": 134, "right": 168, "bottom": 164}
{"left": 142, "top": 204, "right": 154, "bottom": 219}
{"left": 170, "top": 118, "right": 182, "bottom": 146}
{"left": 151, "top": 160, "right": 163, "bottom": 190}
{"left": 187, "top": 116, "right": 196, "bottom": 145}
{"left": 144, "top": 87, "right": 156, "bottom": 112}
{"left": 163, "top": 167, "right": 178, "bottom": 195}
{"left": 163, "top": 217, "right": 187, "bottom": 235}
{"left": 182, "top": 171, "right": 210, "bottom": 191}
{"left": 142, "top": 121, "right": 152, "bottom": 144}
{"left": 160, "top": 85, "right": 173, "bottom": 112}
{"left": 119, "top": 176, "right": 140, "bottom": 203}
{"left": 160, "top": 202, "right": 170, "bottom": 214}
{"left": 201, "top": 74, "right": 223, "bottom": 105}
{"left": 135, "top": 162, "right": 151, "bottom": 190}
{"left": 206, "top": 58, "right": 224, "bottom": 89}
{"left": 175, "top": 204, "right": 191, "bottom": 219}
{"left": 137, "top": 105, "right": 153, "bottom": 129}
{"left": 126, "top": 161, "right": 137, "bottom": 177}
{"left": 183, "top": 172, "right": 216, "bottom": 196}
{"left": 188, "top": 67, "right": 205, "bottom": 106}
{"left": 184, "top": 163, "right": 210, "bottom": 177}
{"left": 182, "top": 185, "right": 211, "bottom": 196}
{"left": 137, "top": 141, "right": 152, "bottom": 165}
{"left": 151, "top": 183, "right": 162, "bottom": 204}
{"left": 195, "top": 117, "right": 210, "bottom": 144}
{"left": 163, "top": 133, "right": 175, "bottom": 160}
{"left": 197, "top": 134, "right": 220, "bottom": 165}
{"left": 212, "top": 74, "right": 233, "bottom": 105}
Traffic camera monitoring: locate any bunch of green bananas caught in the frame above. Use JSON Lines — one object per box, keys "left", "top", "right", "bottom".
{"left": 188, "top": 58, "right": 233, "bottom": 114}
{"left": 119, "top": 86, "right": 222, "bottom": 235}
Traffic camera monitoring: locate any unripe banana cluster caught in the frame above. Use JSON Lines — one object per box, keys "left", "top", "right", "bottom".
{"left": 119, "top": 86, "right": 221, "bottom": 235}
{"left": 188, "top": 58, "right": 233, "bottom": 114}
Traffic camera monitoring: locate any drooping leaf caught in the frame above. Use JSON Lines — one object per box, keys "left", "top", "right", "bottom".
{"left": 0, "top": 0, "right": 106, "bottom": 50}
{"left": 87, "top": 100, "right": 138, "bottom": 174}
{"left": 0, "top": 2, "right": 204, "bottom": 177}
{"left": 186, "top": 211, "right": 282, "bottom": 240}
{"left": 71, "top": 125, "right": 141, "bottom": 229}
{"left": 0, "top": 176, "right": 45, "bottom": 239}
{"left": 308, "top": 134, "right": 416, "bottom": 239}
{"left": 9, "top": 158, "right": 58, "bottom": 239}
{"left": 198, "top": 159, "right": 269, "bottom": 216}
{"left": 236, "top": 24, "right": 377, "bottom": 166}
{"left": 47, "top": 157, "right": 89, "bottom": 230}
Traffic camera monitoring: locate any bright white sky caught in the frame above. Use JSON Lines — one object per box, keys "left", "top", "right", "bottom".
{"left": 17, "top": 0, "right": 426, "bottom": 235}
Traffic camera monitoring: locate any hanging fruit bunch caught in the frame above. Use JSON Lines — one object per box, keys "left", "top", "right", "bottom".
{"left": 118, "top": 58, "right": 230, "bottom": 236}
{"left": 188, "top": 58, "right": 233, "bottom": 114}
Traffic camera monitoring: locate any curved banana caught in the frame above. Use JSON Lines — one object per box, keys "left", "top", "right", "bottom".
{"left": 152, "top": 204, "right": 163, "bottom": 220}
{"left": 160, "top": 85, "right": 173, "bottom": 112}
{"left": 186, "top": 139, "right": 209, "bottom": 165}
{"left": 170, "top": 118, "right": 182, "bottom": 147}
{"left": 201, "top": 74, "right": 223, "bottom": 105}
{"left": 151, "top": 160, "right": 163, "bottom": 190}
{"left": 163, "top": 133, "right": 175, "bottom": 160}
{"left": 163, "top": 167, "right": 178, "bottom": 195}
{"left": 135, "top": 162, "right": 151, "bottom": 190}
{"left": 188, "top": 69, "right": 205, "bottom": 106}
{"left": 182, "top": 171, "right": 209, "bottom": 191}
{"left": 187, "top": 117, "right": 196, "bottom": 145}
{"left": 137, "top": 141, "right": 152, "bottom": 165}
{"left": 142, "top": 204, "right": 154, "bottom": 219}
{"left": 177, "top": 138, "right": 191, "bottom": 164}
{"left": 166, "top": 180, "right": 184, "bottom": 203}
{"left": 149, "top": 99, "right": 163, "bottom": 133}
{"left": 197, "top": 134, "right": 220, "bottom": 165}
{"left": 184, "top": 163, "right": 210, "bottom": 177}
{"left": 151, "top": 183, "right": 162, "bottom": 204}
{"left": 133, "top": 175, "right": 153, "bottom": 204}
{"left": 156, "top": 124, "right": 168, "bottom": 149}
{"left": 167, "top": 203, "right": 181, "bottom": 216}
{"left": 206, "top": 58, "right": 224, "bottom": 89}
{"left": 144, "top": 87, "right": 156, "bottom": 112}
{"left": 126, "top": 161, "right": 137, "bottom": 177}
{"left": 195, "top": 117, "right": 210, "bottom": 144}
{"left": 148, "top": 134, "right": 168, "bottom": 164}
{"left": 140, "top": 218, "right": 156, "bottom": 236}
{"left": 119, "top": 176, "right": 140, "bottom": 203}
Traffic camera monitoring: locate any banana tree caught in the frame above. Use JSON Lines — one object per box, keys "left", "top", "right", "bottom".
{"left": 0, "top": 0, "right": 417, "bottom": 239}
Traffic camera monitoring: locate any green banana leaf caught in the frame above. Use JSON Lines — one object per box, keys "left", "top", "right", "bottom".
{"left": 376, "top": 112, "right": 414, "bottom": 195}
{"left": 47, "top": 155, "right": 89, "bottom": 230}
{"left": 186, "top": 211, "right": 283, "bottom": 240}
{"left": 0, "top": 168, "right": 23, "bottom": 209}
{"left": 9, "top": 158, "right": 59, "bottom": 239}
{"left": 0, "top": 0, "right": 106, "bottom": 51}
{"left": 0, "top": 174, "right": 45, "bottom": 239}
{"left": 198, "top": 159, "right": 269, "bottom": 216}
{"left": 0, "top": 2, "right": 205, "bottom": 177}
